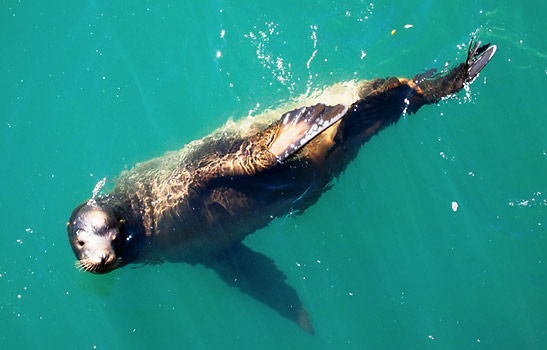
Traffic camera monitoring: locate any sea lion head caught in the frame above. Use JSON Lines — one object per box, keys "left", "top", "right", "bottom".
{"left": 67, "top": 202, "right": 124, "bottom": 274}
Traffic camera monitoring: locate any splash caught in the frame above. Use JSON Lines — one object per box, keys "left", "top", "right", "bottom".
{"left": 306, "top": 25, "right": 318, "bottom": 70}
{"left": 508, "top": 191, "right": 546, "bottom": 208}
{"left": 305, "top": 25, "right": 319, "bottom": 96}
{"left": 245, "top": 21, "right": 295, "bottom": 91}
{"left": 488, "top": 191, "right": 546, "bottom": 237}
{"left": 87, "top": 178, "right": 107, "bottom": 207}
{"left": 346, "top": 2, "right": 375, "bottom": 22}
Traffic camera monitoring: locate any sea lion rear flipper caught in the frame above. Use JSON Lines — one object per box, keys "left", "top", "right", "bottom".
{"left": 409, "top": 38, "right": 497, "bottom": 108}
{"left": 269, "top": 103, "right": 348, "bottom": 162}
{"left": 467, "top": 40, "right": 496, "bottom": 81}
{"left": 201, "top": 242, "right": 314, "bottom": 334}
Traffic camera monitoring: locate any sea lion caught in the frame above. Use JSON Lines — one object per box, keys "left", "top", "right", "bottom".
{"left": 67, "top": 39, "right": 496, "bottom": 333}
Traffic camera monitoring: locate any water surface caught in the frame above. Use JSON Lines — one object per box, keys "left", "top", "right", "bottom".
{"left": 1, "top": 1, "right": 546, "bottom": 349}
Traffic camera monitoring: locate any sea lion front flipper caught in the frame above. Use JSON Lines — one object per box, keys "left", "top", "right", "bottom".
{"left": 202, "top": 103, "right": 347, "bottom": 180}
{"left": 269, "top": 103, "right": 348, "bottom": 162}
{"left": 201, "top": 242, "right": 314, "bottom": 334}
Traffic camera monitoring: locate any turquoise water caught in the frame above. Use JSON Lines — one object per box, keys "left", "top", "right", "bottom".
{"left": 1, "top": 1, "right": 546, "bottom": 348}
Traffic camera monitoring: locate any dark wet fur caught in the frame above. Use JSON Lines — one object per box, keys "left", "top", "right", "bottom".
{"left": 68, "top": 37, "right": 495, "bottom": 334}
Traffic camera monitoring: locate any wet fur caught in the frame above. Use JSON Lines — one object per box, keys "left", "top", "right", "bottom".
{"left": 68, "top": 38, "right": 496, "bottom": 333}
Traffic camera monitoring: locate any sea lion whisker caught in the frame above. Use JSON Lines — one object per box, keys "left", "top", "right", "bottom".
{"left": 75, "top": 260, "right": 88, "bottom": 272}
{"left": 80, "top": 260, "right": 95, "bottom": 273}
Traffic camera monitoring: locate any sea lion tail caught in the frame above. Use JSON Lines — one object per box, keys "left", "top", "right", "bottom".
{"left": 411, "top": 37, "right": 497, "bottom": 107}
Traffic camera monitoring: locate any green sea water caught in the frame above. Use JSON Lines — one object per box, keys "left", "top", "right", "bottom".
{"left": 1, "top": 1, "right": 546, "bottom": 349}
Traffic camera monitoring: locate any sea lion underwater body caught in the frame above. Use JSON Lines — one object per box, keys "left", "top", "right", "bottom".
{"left": 68, "top": 39, "right": 496, "bottom": 333}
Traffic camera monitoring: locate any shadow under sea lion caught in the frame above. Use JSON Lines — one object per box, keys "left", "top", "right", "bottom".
{"left": 67, "top": 38, "right": 496, "bottom": 334}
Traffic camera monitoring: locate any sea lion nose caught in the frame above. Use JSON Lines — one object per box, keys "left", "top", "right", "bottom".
{"left": 100, "top": 252, "right": 114, "bottom": 265}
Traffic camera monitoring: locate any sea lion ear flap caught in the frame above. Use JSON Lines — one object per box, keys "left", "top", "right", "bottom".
{"left": 269, "top": 103, "right": 348, "bottom": 162}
